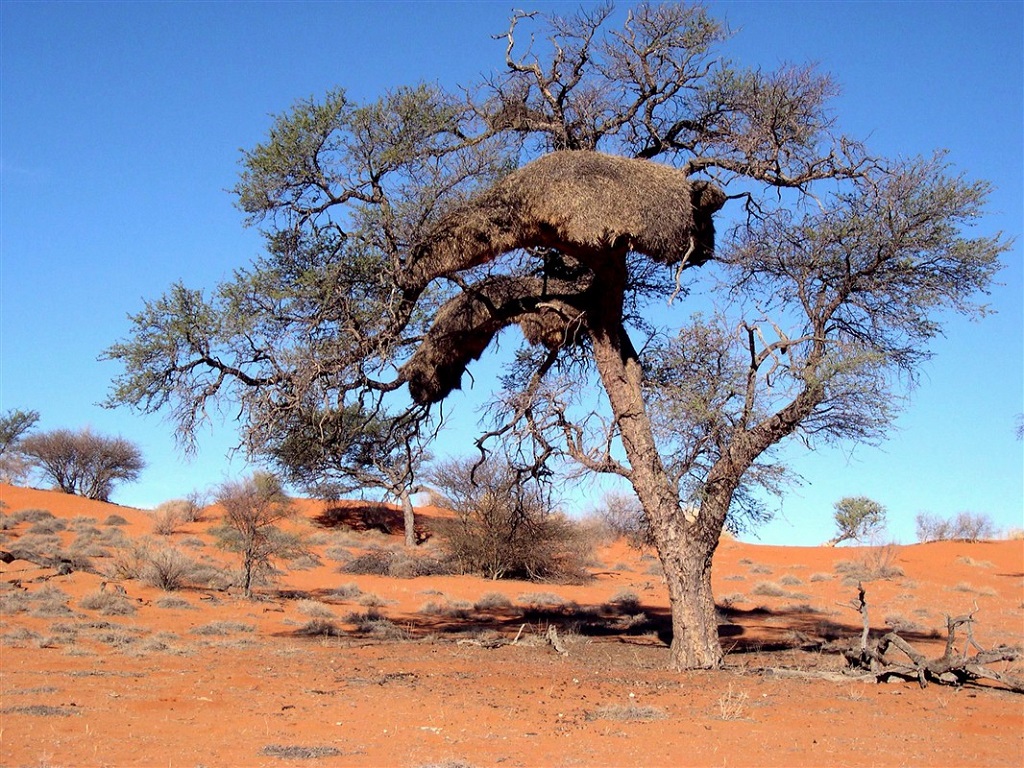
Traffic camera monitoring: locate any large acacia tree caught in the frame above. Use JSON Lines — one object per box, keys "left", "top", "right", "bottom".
{"left": 104, "top": 3, "right": 1007, "bottom": 669}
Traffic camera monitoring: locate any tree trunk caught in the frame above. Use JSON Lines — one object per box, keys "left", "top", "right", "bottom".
{"left": 401, "top": 489, "right": 417, "bottom": 548}
{"left": 584, "top": 250, "right": 725, "bottom": 670}
{"left": 660, "top": 533, "right": 722, "bottom": 669}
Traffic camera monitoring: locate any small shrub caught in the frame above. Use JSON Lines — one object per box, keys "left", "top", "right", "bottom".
{"left": 431, "top": 457, "right": 593, "bottom": 582}
{"left": 261, "top": 745, "right": 343, "bottom": 759}
{"left": 190, "top": 621, "right": 256, "bottom": 636}
{"left": 330, "top": 583, "right": 363, "bottom": 601}
{"left": 79, "top": 590, "right": 137, "bottom": 616}
{"left": 140, "top": 547, "right": 203, "bottom": 591}
{"left": 155, "top": 596, "right": 194, "bottom": 610}
{"left": 779, "top": 574, "right": 803, "bottom": 586}
{"left": 295, "top": 619, "right": 343, "bottom": 637}
{"left": 296, "top": 600, "right": 335, "bottom": 619}
{"left": 340, "top": 549, "right": 394, "bottom": 576}
{"left": 27, "top": 518, "right": 66, "bottom": 535}
{"left": 517, "top": 592, "right": 571, "bottom": 609}
{"left": 589, "top": 490, "right": 655, "bottom": 549}
{"left": 956, "top": 556, "right": 994, "bottom": 568}
{"left": 748, "top": 563, "right": 773, "bottom": 574}
{"left": 324, "top": 546, "right": 353, "bottom": 563}
{"left": 1, "top": 704, "right": 78, "bottom": 717}
{"left": 343, "top": 609, "right": 409, "bottom": 639}
{"left": 420, "top": 599, "right": 473, "bottom": 619}
{"left": 751, "top": 581, "right": 787, "bottom": 597}
{"left": 718, "top": 592, "right": 746, "bottom": 607}
{"left": 834, "top": 544, "right": 904, "bottom": 581}
{"left": 103, "top": 514, "right": 129, "bottom": 526}
{"left": 607, "top": 588, "right": 642, "bottom": 612}
{"left": 717, "top": 684, "right": 749, "bottom": 720}
{"left": 474, "top": 592, "right": 514, "bottom": 612}
{"left": 12, "top": 509, "right": 56, "bottom": 524}
{"left": 586, "top": 703, "right": 666, "bottom": 722}
{"left": 30, "top": 586, "right": 75, "bottom": 618}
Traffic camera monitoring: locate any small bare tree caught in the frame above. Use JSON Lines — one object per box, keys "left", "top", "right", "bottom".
{"left": 212, "top": 472, "right": 305, "bottom": 597}
{"left": 20, "top": 428, "right": 145, "bottom": 501}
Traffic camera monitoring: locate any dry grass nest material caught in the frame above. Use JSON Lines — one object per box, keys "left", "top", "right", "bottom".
{"left": 400, "top": 151, "right": 727, "bottom": 404}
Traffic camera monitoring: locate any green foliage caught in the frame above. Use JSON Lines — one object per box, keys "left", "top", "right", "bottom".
{"left": 830, "top": 496, "right": 887, "bottom": 545}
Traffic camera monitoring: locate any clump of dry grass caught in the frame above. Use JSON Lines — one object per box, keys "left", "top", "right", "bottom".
{"left": 607, "top": 588, "right": 641, "bottom": 612}
{"left": 419, "top": 599, "right": 474, "bottom": 620}
{"left": 261, "top": 745, "right": 343, "bottom": 759}
{"left": 189, "top": 621, "right": 256, "bottom": 636}
{"left": 295, "top": 619, "right": 344, "bottom": 637}
{"left": 342, "top": 609, "right": 409, "bottom": 640}
{"left": 474, "top": 592, "right": 514, "bottom": 612}
{"left": 296, "top": 600, "right": 335, "bottom": 619}
{"left": 834, "top": 544, "right": 905, "bottom": 583}
{"left": 79, "top": 590, "right": 137, "bottom": 616}
{"left": 586, "top": 703, "right": 667, "bottom": 722}
{"left": 751, "top": 581, "right": 788, "bottom": 597}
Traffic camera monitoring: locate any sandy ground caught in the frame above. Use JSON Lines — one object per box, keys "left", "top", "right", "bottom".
{"left": 1, "top": 483, "right": 1021, "bottom": 767}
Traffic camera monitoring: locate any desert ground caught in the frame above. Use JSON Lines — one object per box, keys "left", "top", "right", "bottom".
{"left": 1, "top": 482, "right": 1021, "bottom": 767}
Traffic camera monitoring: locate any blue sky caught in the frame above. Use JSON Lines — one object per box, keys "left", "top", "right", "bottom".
{"left": 2, "top": 1, "right": 1021, "bottom": 546}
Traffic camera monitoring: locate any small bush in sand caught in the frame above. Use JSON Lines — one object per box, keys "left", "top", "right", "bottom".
{"left": 474, "top": 592, "right": 514, "bottom": 612}
{"left": 607, "top": 588, "right": 642, "bottom": 612}
{"left": 189, "top": 621, "right": 256, "bottom": 636}
{"left": 79, "top": 590, "right": 137, "bottom": 616}
{"left": 296, "top": 600, "right": 336, "bottom": 619}
{"left": 586, "top": 703, "right": 667, "bottom": 722}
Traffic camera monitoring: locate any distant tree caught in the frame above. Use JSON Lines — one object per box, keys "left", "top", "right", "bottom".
{"left": 827, "top": 496, "right": 887, "bottom": 546}
{"left": 0, "top": 408, "right": 40, "bottom": 484}
{"left": 593, "top": 490, "right": 655, "bottom": 549}
{"left": 20, "top": 428, "right": 144, "bottom": 501}
{"left": 103, "top": 4, "right": 1008, "bottom": 669}
{"left": 261, "top": 404, "right": 431, "bottom": 547}
{"left": 916, "top": 510, "right": 996, "bottom": 543}
{"left": 212, "top": 472, "right": 307, "bottom": 597}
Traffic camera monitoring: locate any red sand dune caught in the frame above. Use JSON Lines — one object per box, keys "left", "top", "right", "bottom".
{"left": 1, "top": 484, "right": 1021, "bottom": 767}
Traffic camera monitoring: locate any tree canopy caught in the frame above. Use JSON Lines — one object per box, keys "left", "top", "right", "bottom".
{"left": 103, "top": 2, "right": 1008, "bottom": 669}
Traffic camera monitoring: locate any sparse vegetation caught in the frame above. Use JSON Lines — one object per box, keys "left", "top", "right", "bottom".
{"left": 430, "top": 456, "right": 593, "bottom": 582}
{"left": 586, "top": 703, "right": 667, "bottom": 722}
{"left": 212, "top": 472, "right": 307, "bottom": 597}
{"left": 835, "top": 544, "right": 905, "bottom": 583}
{"left": 916, "top": 511, "right": 997, "bottom": 542}
{"left": 79, "top": 590, "right": 137, "bottom": 616}
{"left": 150, "top": 498, "right": 202, "bottom": 535}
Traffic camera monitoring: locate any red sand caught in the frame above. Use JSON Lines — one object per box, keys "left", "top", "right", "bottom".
{"left": 1, "top": 484, "right": 1021, "bottom": 767}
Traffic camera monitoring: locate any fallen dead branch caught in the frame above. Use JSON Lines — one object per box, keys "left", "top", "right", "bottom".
{"left": 840, "top": 584, "right": 1023, "bottom": 693}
